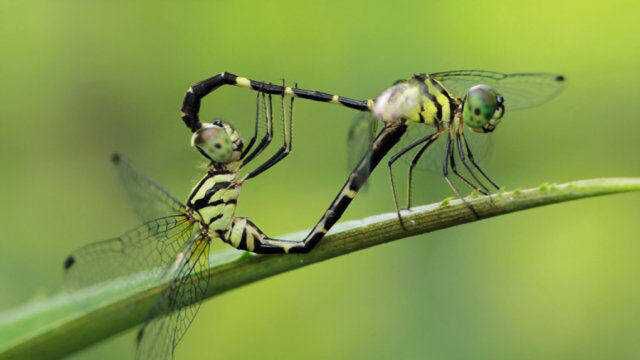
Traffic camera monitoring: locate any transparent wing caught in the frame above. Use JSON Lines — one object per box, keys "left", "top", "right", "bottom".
{"left": 63, "top": 215, "right": 196, "bottom": 290}
{"left": 111, "top": 152, "right": 186, "bottom": 223}
{"left": 135, "top": 236, "right": 211, "bottom": 360}
{"left": 344, "top": 112, "right": 492, "bottom": 175}
{"left": 431, "top": 70, "right": 566, "bottom": 111}
{"left": 347, "top": 112, "right": 380, "bottom": 190}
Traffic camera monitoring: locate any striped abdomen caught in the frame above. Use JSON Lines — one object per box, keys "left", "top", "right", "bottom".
{"left": 187, "top": 172, "right": 240, "bottom": 232}
{"left": 181, "top": 72, "right": 373, "bottom": 132}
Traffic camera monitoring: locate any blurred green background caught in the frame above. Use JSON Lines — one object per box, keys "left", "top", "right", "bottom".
{"left": 2, "top": 0, "right": 640, "bottom": 359}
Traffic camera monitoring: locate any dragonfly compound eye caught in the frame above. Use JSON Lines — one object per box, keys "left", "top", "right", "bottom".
{"left": 191, "top": 122, "right": 241, "bottom": 163}
{"left": 463, "top": 84, "right": 503, "bottom": 133}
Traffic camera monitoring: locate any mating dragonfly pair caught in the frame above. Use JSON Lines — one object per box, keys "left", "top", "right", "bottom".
{"left": 63, "top": 70, "right": 565, "bottom": 359}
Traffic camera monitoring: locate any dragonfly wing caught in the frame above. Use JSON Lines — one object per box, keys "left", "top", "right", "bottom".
{"left": 346, "top": 112, "right": 380, "bottom": 189}
{"left": 111, "top": 153, "right": 186, "bottom": 223}
{"left": 135, "top": 235, "right": 211, "bottom": 360}
{"left": 63, "top": 215, "right": 196, "bottom": 290}
{"left": 431, "top": 70, "right": 566, "bottom": 111}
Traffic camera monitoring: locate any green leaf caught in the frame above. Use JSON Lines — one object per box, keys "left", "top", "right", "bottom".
{"left": 1, "top": 178, "right": 639, "bottom": 360}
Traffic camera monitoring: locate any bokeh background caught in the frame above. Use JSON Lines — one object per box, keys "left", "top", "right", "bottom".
{"left": 2, "top": 1, "right": 640, "bottom": 359}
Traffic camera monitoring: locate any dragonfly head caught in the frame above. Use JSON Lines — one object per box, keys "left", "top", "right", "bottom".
{"left": 462, "top": 84, "right": 505, "bottom": 133}
{"left": 191, "top": 119, "right": 243, "bottom": 164}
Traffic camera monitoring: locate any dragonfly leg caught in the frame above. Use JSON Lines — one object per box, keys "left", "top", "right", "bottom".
{"left": 448, "top": 133, "right": 489, "bottom": 195}
{"left": 461, "top": 132, "right": 500, "bottom": 190}
{"left": 454, "top": 134, "right": 491, "bottom": 194}
{"left": 406, "top": 131, "right": 442, "bottom": 210}
{"left": 443, "top": 135, "right": 480, "bottom": 219}
{"left": 239, "top": 93, "right": 263, "bottom": 160}
{"left": 243, "top": 82, "right": 294, "bottom": 181}
{"left": 241, "top": 93, "right": 274, "bottom": 165}
{"left": 388, "top": 132, "right": 441, "bottom": 229}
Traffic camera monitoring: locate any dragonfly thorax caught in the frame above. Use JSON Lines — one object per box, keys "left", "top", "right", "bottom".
{"left": 373, "top": 75, "right": 457, "bottom": 128}
{"left": 373, "top": 81, "right": 423, "bottom": 123}
{"left": 187, "top": 168, "right": 241, "bottom": 232}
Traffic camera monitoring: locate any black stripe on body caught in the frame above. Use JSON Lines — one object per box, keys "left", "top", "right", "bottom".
{"left": 428, "top": 77, "right": 456, "bottom": 124}
{"left": 187, "top": 174, "right": 213, "bottom": 206}
{"left": 208, "top": 213, "right": 224, "bottom": 223}
{"left": 187, "top": 181, "right": 235, "bottom": 210}
{"left": 238, "top": 227, "right": 247, "bottom": 250}
{"left": 208, "top": 198, "right": 237, "bottom": 207}
{"left": 417, "top": 80, "right": 441, "bottom": 122}
{"left": 448, "top": 101, "right": 457, "bottom": 125}
{"left": 419, "top": 105, "right": 426, "bottom": 123}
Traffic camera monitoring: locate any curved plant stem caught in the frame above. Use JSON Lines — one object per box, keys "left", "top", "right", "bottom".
{"left": 1, "top": 177, "right": 639, "bottom": 359}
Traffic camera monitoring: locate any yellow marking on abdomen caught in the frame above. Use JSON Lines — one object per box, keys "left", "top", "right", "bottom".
{"left": 343, "top": 188, "right": 357, "bottom": 199}
{"left": 331, "top": 95, "right": 340, "bottom": 103}
{"left": 236, "top": 77, "right": 251, "bottom": 88}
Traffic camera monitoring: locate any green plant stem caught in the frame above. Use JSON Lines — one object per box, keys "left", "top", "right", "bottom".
{"left": 1, "top": 177, "right": 639, "bottom": 359}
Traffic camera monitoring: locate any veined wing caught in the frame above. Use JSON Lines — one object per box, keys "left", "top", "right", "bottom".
{"left": 347, "top": 112, "right": 380, "bottom": 182}
{"left": 431, "top": 70, "right": 566, "bottom": 111}
{"left": 111, "top": 152, "right": 186, "bottom": 223}
{"left": 346, "top": 111, "right": 493, "bottom": 174}
{"left": 135, "top": 234, "right": 211, "bottom": 360}
{"left": 63, "top": 215, "right": 196, "bottom": 290}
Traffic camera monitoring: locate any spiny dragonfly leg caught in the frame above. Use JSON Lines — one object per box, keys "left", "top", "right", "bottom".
{"left": 387, "top": 132, "right": 440, "bottom": 230}
{"left": 406, "top": 131, "right": 442, "bottom": 210}
{"left": 455, "top": 134, "right": 491, "bottom": 194}
{"left": 243, "top": 81, "right": 295, "bottom": 181}
{"left": 241, "top": 93, "right": 274, "bottom": 165}
{"left": 447, "top": 134, "right": 488, "bottom": 196}
{"left": 239, "top": 93, "right": 263, "bottom": 159}
{"left": 461, "top": 132, "right": 500, "bottom": 190}
{"left": 443, "top": 134, "right": 480, "bottom": 219}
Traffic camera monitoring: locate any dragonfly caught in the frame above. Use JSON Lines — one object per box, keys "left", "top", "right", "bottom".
{"left": 182, "top": 70, "right": 566, "bottom": 225}
{"left": 64, "top": 90, "right": 310, "bottom": 359}
{"left": 64, "top": 76, "right": 405, "bottom": 359}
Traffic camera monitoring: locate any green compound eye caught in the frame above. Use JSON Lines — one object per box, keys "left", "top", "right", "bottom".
{"left": 462, "top": 84, "right": 505, "bottom": 133}
{"left": 191, "top": 122, "right": 238, "bottom": 163}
